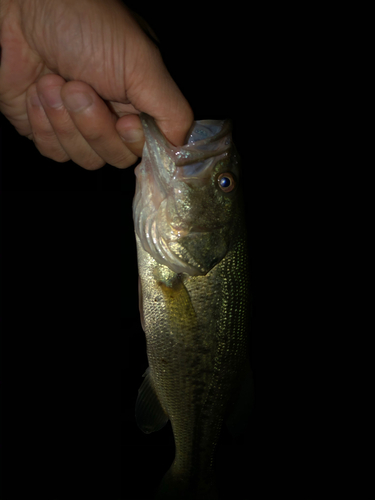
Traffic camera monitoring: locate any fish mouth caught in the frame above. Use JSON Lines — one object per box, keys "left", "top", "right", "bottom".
{"left": 140, "top": 113, "right": 233, "bottom": 187}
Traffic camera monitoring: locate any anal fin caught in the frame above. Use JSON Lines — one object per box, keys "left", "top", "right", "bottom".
{"left": 135, "top": 367, "right": 169, "bottom": 434}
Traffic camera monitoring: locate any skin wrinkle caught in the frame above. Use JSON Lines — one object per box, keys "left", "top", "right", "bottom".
{"left": 5, "top": 0, "right": 183, "bottom": 108}
{"left": 59, "top": 2, "right": 140, "bottom": 101}
{"left": 81, "top": 14, "right": 97, "bottom": 83}
{"left": 20, "top": 1, "right": 89, "bottom": 84}
{"left": 106, "top": 10, "right": 122, "bottom": 100}
{"left": 0, "top": 9, "right": 44, "bottom": 133}
{"left": 53, "top": 5, "right": 90, "bottom": 80}
{"left": 20, "top": 0, "right": 55, "bottom": 72}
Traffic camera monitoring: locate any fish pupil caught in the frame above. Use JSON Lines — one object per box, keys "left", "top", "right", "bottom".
{"left": 220, "top": 176, "right": 231, "bottom": 188}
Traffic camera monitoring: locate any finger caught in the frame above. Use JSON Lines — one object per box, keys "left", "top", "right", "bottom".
{"left": 37, "top": 74, "right": 105, "bottom": 170}
{"left": 115, "top": 114, "right": 145, "bottom": 158}
{"left": 153, "top": 79, "right": 194, "bottom": 147}
{"left": 127, "top": 42, "right": 194, "bottom": 146}
{"left": 60, "top": 80, "right": 138, "bottom": 169}
{"left": 26, "top": 83, "right": 70, "bottom": 162}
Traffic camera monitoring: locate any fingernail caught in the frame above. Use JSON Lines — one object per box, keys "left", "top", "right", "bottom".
{"left": 40, "top": 86, "right": 63, "bottom": 109}
{"left": 120, "top": 128, "right": 144, "bottom": 143}
{"left": 63, "top": 92, "right": 93, "bottom": 112}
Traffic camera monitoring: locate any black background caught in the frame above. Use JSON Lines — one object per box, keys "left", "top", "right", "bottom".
{"left": 1, "top": 2, "right": 256, "bottom": 498}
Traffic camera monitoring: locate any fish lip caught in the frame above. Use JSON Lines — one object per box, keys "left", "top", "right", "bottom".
{"left": 139, "top": 113, "right": 177, "bottom": 191}
{"left": 140, "top": 112, "right": 232, "bottom": 178}
{"left": 170, "top": 119, "right": 233, "bottom": 167}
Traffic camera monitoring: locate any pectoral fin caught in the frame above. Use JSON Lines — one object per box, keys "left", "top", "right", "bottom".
{"left": 135, "top": 367, "right": 169, "bottom": 434}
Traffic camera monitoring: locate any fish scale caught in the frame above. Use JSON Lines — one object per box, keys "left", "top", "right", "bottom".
{"left": 133, "top": 113, "right": 251, "bottom": 499}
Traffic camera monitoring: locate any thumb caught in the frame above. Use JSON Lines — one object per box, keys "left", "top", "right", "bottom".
{"left": 126, "top": 42, "right": 194, "bottom": 147}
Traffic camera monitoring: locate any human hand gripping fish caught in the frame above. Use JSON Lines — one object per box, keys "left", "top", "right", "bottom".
{"left": 134, "top": 113, "right": 252, "bottom": 499}
{"left": 0, "top": 0, "right": 193, "bottom": 168}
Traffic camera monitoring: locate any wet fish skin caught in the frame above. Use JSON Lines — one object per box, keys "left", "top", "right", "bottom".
{"left": 133, "top": 113, "right": 250, "bottom": 499}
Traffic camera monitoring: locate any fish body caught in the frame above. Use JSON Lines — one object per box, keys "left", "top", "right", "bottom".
{"left": 133, "top": 114, "right": 250, "bottom": 499}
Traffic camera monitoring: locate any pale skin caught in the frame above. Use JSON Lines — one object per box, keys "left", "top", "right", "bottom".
{"left": 0, "top": 0, "right": 194, "bottom": 169}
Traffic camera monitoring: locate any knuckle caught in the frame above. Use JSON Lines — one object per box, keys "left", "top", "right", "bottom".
{"left": 34, "top": 126, "right": 58, "bottom": 143}
{"left": 34, "top": 141, "right": 69, "bottom": 163}
{"left": 51, "top": 122, "right": 75, "bottom": 141}
{"left": 49, "top": 151, "right": 71, "bottom": 163}
{"left": 82, "top": 127, "right": 105, "bottom": 143}
{"left": 51, "top": 145, "right": 71, "bottom": 162}
{"left": 111, "top": 151, "right": 138, "bottom": 169}
{"left": 79, "top": 155, "right": 105, "bottom": 171}
{"left": 32, "top": 128, "right": 63, "bottom": 157}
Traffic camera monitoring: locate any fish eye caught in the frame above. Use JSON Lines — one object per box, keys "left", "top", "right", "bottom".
{"left": 218, "top": 173, "right": 235, "bottom": 193}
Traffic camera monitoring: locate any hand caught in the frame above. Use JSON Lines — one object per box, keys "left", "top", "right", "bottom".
{"left": 0, "top": 0, "right": 193, "bottom": 169}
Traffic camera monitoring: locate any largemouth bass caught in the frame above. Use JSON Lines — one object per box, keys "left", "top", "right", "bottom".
{"left": 133, "top": 113, "right": 251, "bottom": 499}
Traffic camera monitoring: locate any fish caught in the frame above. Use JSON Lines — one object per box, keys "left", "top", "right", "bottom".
{"left": 133, "top": 113, "right": 251, "bottom": 500}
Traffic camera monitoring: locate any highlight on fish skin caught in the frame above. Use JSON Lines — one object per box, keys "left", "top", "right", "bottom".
{"left": 133, "top": 113, "right": 252, "bottom": 500}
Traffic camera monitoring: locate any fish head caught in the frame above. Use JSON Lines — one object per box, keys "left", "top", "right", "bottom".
{"left": 133, "top": 113, "right": 244, "bottom": 276}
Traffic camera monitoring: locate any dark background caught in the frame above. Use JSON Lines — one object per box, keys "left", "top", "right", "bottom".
{"left": 1, "top": 2, "right": 256, "bottom": 498}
